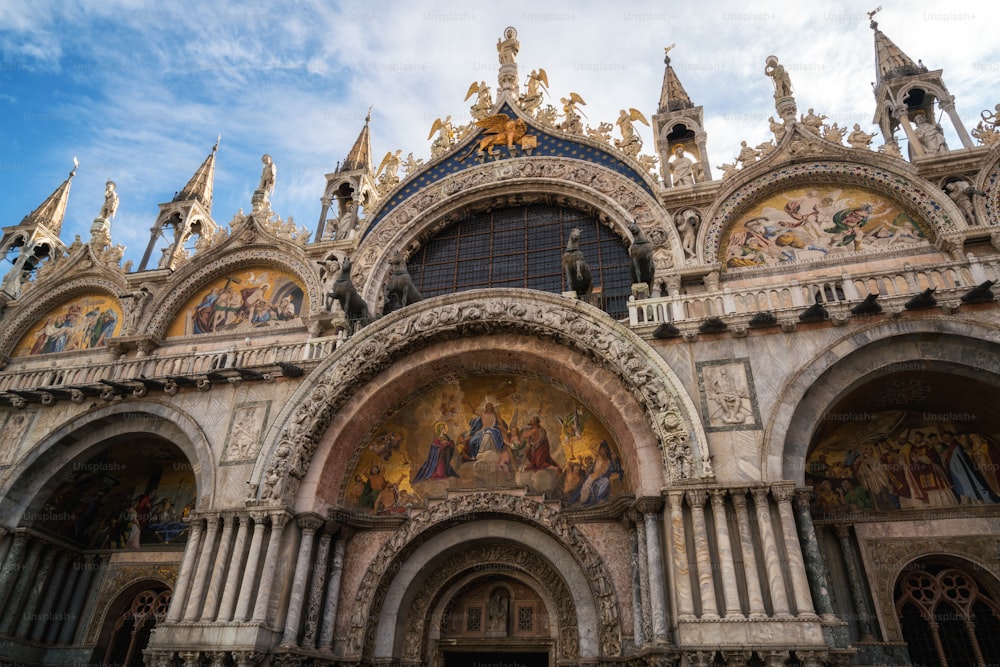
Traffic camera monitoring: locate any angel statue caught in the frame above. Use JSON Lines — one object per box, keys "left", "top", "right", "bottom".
{"left": 428, "top": 116, "right": 456, "bottom": 160}
{"left": 401, "top": 152, "right": 424, "bottom": 178}
{"left": 559, "top": 92, "right": 586, "bottom": 135}
{"left": 614, "top": 108, "right": 650, "bottom": 157}
{"left": 519, "top": 68, "right": 549, "bottom": 115}
{"left": 376, "top": 150, "right": 402, "bottom": 194}
{"left": 465, "top": 81, "right": 494, "bottom": 121}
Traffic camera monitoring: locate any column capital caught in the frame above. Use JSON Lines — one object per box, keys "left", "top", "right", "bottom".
{"left": 833, "top": 523, "right": 852, "bottom": 539}
{"left": 296, "top": 512, "right": 326, "bottom": 533}
{"left": 729, "top": 488, "right": 749, "bottom": 508}
{"left": 634, "top": 496, "right": 664, "bottom": 515}
{"left": 751, "top": 486, "right": 771, "bottom": 504}
{"left": 771, "top": 481, "right": 796, "bottom": 503}
{"left": 685, "top": 488, "right": 708, "bottom": 507}
{"left": 793, "top": 487, "right": 814, "bottom": 509}
{"left": 708, "top": 488, "right": 728, "bottom": 507}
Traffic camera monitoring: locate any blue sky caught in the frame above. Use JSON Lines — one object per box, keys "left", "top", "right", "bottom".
{"left": 1, "top": 0, "right": 997, "bottom": 269}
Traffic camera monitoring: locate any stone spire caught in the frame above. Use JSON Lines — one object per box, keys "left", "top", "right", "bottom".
{"left": 137, "top": 142, "right": 220, "bottom": 272}
{"left": 652, "top": 45, "right": 711, "bottom": 189}
{"left": 871, "top": 20, "right": 926, "bottom": 85}
{"left": 20, "top": 160, "right": 76, "bottom": 236}
{"left": 869, "top": 13, "right": 973, "bottom": 158}
{"left": 315, "top": 112, "right": 380, "bottom": 242}
{"left": 0, "top": 160, "right": 74, "bottom": 297}
{"left": 341, "top": 110, "right": 374, "bottom": 175}
{"left": 658, "top": 46, "right": 693, "bottom": 113}
{"left": 173, "top": 138, "right": 219, "bottom": 211}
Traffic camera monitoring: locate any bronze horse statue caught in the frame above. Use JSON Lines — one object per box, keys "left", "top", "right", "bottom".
{"left": 331, "top": 257, "right": 369, "bottom": 324}
{"left": 562, "top": 227, "right": 593, "bottom": 297}
{"left": 627, "top": 219, "right": 655, "bottom": 288}
{"left": 383, "top": 250, "right": 422, "bottom": 314}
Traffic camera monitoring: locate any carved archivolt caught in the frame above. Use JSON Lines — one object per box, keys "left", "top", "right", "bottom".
{"left": 251, "top": 289, "right": 709, "bottom": 505}
{"left": 977, "top": 144, "right": 1000, "bottom": 228}
{"left": 347, "top": 492, "right": 617, "bottom": 660}
{"left": 700, "top": 160, "right": 964, "bottom": 264}
{"left": 351, "top": 157, "right": 679, "bottom": 302}
{"left": 144, "top": 247, "right": 324, "bottom": 338}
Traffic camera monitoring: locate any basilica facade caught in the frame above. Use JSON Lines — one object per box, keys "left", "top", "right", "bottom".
{"left": 0, "top": 20, "right": 999, "bottom": 667}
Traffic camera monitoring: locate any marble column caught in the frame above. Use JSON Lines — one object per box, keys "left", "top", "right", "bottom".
{"left": 0, "top": 532, "right": 28, "bottom": 610}
{"left": 686, "top": 490, "right": 719, "bottom": 619}
{"left": 281, "top": 514, "right": 325, "bottom": 646}
{"left": 833, "top": 524, "right": 875, "bottom": 639}
{"left": 58, "top": 554, "right": 98, "bottom": 644}
{"left": 731, "top": 490, "right": 766, "bottom": 618}
{"left": 314, "top": 195, "right": 333, "bottom": 243}
{"left": 184, "top": 513, "right": 220, "bottom": 622}
{"left": 638, "top": 497, "right": 669, "bottom": 642}
{"left": 941, "top": 98, "right": 974, "bottom": 148}
{"left": 752, "top": 487, "right": 791, "bottom": 617}
{"left": 30, "top": 549, "right": 71, "bottom": 641}
{"left": 202, "top": 514, "right": 237, "bottom": 621}
{"left": 166, "top": 517, "right": 204, "bottom": 623}
{"left": 710, "top": 490, "right": 743, "bottom": 618}
{"left": 319, "top": 533, "right": 347, "bottom": 650}
{"left": 234, "top": 512, "right": 268, "bottom": 622}
{"left": 625, "top": 512, "right": 646, "bottom": 647}
{"left": 666, "top": 490, "right": 695, "bottom": 620}
{"left": 303, "top": 526, "right": 334, "bottom": 648}
{"left": 252, "top": 511, "right": 291, "bottom": 623}
{"left": 16, "top": 544, "right": 57, "bottom": 637}
{"left": 896, "top": 110, "right": 923, "bottom": 157}
{"left": 792, "top": 490, "right": 838, "bottom": 621}
{"left": 0, "top": 537, "right": 43, "bottom": 635}
{"left": 0, "top": 528, "right": 12, "bottom": 566}
{"left": 217, "top": 514, "right": 251, "bottom": 622}
{"left": 634, "top": 509, "right": 653, "bottom": 642}
{"left": 773, "top": 483, "right": 817, "bottom": 618}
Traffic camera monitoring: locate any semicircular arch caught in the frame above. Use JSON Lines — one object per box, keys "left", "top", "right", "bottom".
{"left": 347, "top": 493, "right": 619, "bottom": 661}
{"left": 764, "top": 319, "right": 1000, "bottom": 483}
{"left": 251, "top": 289, "right": 708, "bottom": 506}
{"left": 0, "top": 274, "right": 129, "bottom": 360}
{"left": 700, "top": 158, "right": 966, "bottom": 267}
{"left": 143, "top": 246, "right": 323, "bottom": 339}
{"left": 352, "top": 158, "right": 679, "bottom": 303}
{"left": 0, "top": 400, "right": 215, "bottom": 527}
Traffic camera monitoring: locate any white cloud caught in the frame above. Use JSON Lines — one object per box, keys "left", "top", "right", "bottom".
{"left": 1, "top": 0, "right": 997, "bottom": 268}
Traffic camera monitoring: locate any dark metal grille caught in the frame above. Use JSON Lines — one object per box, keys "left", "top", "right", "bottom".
{"left": 408, "top": 204, "right": 632, "bottom": 319}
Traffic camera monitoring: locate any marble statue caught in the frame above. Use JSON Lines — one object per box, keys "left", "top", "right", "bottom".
{"left": 847, "top": 124, "right": 876, "bottom": 150}
{"left": 765, "top": 55, "right": 793, "bottom": 99}
{"left": 99, "top": 180, "right": 119, "bottom": 220}
{"left": 913, "top": 112, "right": 948, "bottom": 154}
{"left": 258, "top": 154, "right": 276, "bottom": 200}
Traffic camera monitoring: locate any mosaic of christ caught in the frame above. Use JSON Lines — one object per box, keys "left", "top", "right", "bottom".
{"left": 167, "top": 268, "right": 305, "bottom": 337}
{"left": 346, "top": 375, "right": 627, "bottom": 514}
{"left": 723, "top": 186, "right": 926, "bottom": 269}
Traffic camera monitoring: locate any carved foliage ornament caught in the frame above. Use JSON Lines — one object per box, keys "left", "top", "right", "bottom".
{"left": 254, "top": 291, "right": 705, "bottom": 505}
{"left": 347, "top": 492, "right": 617, "bottom": 659}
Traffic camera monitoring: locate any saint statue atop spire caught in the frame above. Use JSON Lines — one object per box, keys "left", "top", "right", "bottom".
{"left": 765, "top": 55, "right": 797, "bottom": 122}
{"left": 497, "top": 26, "right": 520, "bottom": 96}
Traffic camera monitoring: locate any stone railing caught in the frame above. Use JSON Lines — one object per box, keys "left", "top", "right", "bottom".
{"left": 628, "top": 255, "right": 1000, "bottom": 328}
{"left": 0, "top": 335, "right": 341, "bottom": 393}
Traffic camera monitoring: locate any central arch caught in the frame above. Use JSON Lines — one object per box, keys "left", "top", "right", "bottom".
{"left": 346, "top": 493, "right": 619, "bottom": 663}
{"left": 252, "top": 290, "right": 710, "bottom": 505}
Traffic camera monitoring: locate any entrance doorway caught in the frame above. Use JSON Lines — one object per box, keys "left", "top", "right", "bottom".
{"left": 444, "top": 650, "right": 549, "bottom": 667}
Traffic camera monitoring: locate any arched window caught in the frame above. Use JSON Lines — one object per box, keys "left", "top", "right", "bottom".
{"left": 407, "top": 204, "right": 633, "bottom": 319}
{"left": 895, "top": 564, "right": 1000, "bottom": 667}
{"left": 101, "top": 586, "right": 171, "bottom": 667}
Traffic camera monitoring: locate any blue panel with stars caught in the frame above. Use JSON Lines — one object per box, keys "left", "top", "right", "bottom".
{"left": 364, "top": 105, "right": 655, "bottom": 239}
